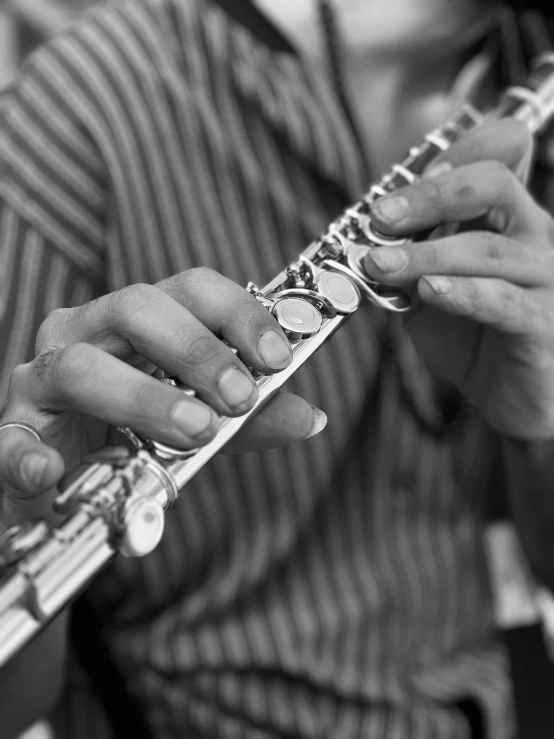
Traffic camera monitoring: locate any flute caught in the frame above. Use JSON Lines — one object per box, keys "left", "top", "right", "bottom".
{"left": 1, "top": 54, "right": 554, "bottom": 668}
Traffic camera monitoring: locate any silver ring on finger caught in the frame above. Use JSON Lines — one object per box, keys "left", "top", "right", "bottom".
{"left": 0, "top": 422, "right": 43, "bottom": 444}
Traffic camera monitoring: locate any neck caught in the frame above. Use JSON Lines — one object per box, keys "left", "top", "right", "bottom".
{"left": 254, "top": 0, "right": 500, "bottom": 174}
{"left": 255, "top": 0, "right": 498, "bottom": 89}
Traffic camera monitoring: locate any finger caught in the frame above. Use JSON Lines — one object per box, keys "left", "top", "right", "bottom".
{"left": 428, "top": 118, "right": 534, "bottom": 182}
{"left": 38, "top": 277, "right": 293, "bottom": 416}
{"left": 223, "top": 392, "right": 327, "bottom": 454}
{"left": 39, "top": 284, "right": 263, "bottom": 417}
{"left": 0, "top": 427, "right": 64, "bottom": 498}
{"left": 157, "top": 268, "right": 292, "bottom": 370}
{"left": 363, "top": 232, "right": 554, "bottom": 288}
{"left": 370, "top": 160, "right": 546, "bottom": 239}
{"left": 417, "top": 274, "right": 537, "bottom": 334}
{"left": 18, "top": 344, "right": 221, "bottom": 448}
{"left": 40, "top": 270, "right": 293, "bottom": 377}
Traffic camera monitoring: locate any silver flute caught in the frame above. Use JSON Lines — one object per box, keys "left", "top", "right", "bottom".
{"left": 1, "top": 54, "right": 554, "bottom": 667}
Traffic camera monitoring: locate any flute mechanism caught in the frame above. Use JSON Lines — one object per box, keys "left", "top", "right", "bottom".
{"left": 1, "top": 54, "right": 554, "bottom": 667}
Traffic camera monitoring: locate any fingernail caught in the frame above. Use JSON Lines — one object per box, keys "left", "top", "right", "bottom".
{"left": 372, "top": 196, "right": 409, "bottom": 223}
{"left": 171, "top": 401, "right": 216, "bottom": 440}
{"left": 20, "top": 454, "right": 49, "bottom": 487}
{"left": 423, "top": 276, "right": 453, "bottom": 295}
{"left": 306, "top": 407, "right": 327, "bottom": 439}
{"left": 257, "top": 329, "right": 292, "bottom": 369}
{"left": 424, "top": 161, "right": 453, "bottom": 179}
{"left": 218, "top": 367, "right": 257, "bottom": 411}
{"left": 368, "top": 248, "right": 408, "bottom": 273}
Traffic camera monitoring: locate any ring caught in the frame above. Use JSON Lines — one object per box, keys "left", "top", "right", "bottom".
{"left": 0, "top": 422, "right": 42, "bottom": 444}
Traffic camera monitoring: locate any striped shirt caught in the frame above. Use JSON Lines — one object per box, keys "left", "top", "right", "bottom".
{"left": 1, "top": 2, "right": 553, "bottom": 737}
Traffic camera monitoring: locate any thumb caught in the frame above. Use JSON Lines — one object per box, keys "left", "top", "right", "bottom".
{"left": 223, "top": 391, "right": 327, "bottom": 454}
{"left": 0, "top": 426, "right": 65, "bottom": 499}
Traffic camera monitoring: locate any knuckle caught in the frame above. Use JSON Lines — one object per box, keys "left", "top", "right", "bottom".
{"left": 227, "top": 295, "right": 264, "bottom": 330}
{"left": 39, "top": 307, "right": 65, "bottom": 332}
{"left": 47, "top": 343, "right": 92, "bottom": 389}
{"left": 178, "top": 331, "right": 222, "bottom": 369}
{"left": 453, "top": 180, "right": 475, "bottom": 203}
{"left": 70, "top": 297, "right": 101, "bottom": 322}
{"left": 483, "top": 283, "right": 523, "bottom": 330}
{"left": 173, "top": 267, "right": 220, "bottom": 293}
{"left": 31, "top": 347, "right": 63, "bottom": 381}
{"left": 109, "top": 283, "right": 160, "bottom": 319}
{"left": 7, "top": 362, "right": 30, "bottom": 392}
{"left": 159, "top": 267, "right": 224, "bottom": 309}
{"left": 187, "top": 266, "right": 219, "bottom": 283}
{"left": 35, "top": 308, "right": 72, "bottom": 352}
{"left": 481, "top": 233, "right": 503, "bottom": 262}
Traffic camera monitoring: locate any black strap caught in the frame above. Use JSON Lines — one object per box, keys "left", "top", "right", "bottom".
{"left": 208, "top": 0, "right": 297, "bottom": 55}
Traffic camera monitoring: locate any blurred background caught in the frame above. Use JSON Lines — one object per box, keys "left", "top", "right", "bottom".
{"left": 0, "top": 0, "right": 95, "bottom": 93}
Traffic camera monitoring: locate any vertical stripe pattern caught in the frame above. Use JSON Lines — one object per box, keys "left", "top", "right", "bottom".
{"left": 1, "top": 2, "right": 551, "bottom": 737}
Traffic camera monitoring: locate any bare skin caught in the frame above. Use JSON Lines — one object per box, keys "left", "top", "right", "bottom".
{"left": 255, "top": 0, "right": 500, "bottom": 172}
{"left": 3, "top": 4, "right": 554, "bottom": 737}
{"left": 364, "top": 120, "right": 554, "bottom": 441}
{"left": 0, "top": 269, "right": 325, "bottom": 529}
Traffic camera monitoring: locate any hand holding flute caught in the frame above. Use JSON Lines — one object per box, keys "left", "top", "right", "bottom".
{"left": 365, "top": 118, "right": 554, "bottom": 441}
{"left": 5, "top": 112, "right": 554, "bottom": 526}
{"left": 2, "top": 54, "right": 554, "bottom": 739}
{"left": 0, "top": 270, "right": 328, "bottom": 737}
{"left": 0, "top": 269, "right": 326, "bottom": 530}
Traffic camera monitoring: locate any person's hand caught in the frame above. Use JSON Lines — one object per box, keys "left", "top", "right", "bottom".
{"left": 363, "top": 118, "right": 554, "bottom": 441}
{"left": 0, "top": 269, "right": 325, "bottom": 526}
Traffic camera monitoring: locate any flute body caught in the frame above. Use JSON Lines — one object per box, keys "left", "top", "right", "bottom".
{"left": 1, "top": 54, "right": 554, "bottom": 667}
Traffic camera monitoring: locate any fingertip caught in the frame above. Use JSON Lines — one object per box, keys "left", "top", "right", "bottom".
{"left": 423, "top": 161, "right": 453, "bottom": 179}
{"left": 40, "top": 450, "right": 66, "bottom": 490}
{"left": 221, "top": 392, "right": 325, "bottom": 453}
{"left": 275, "top": 393, "right": 320, "bottom": 441}
{"left": 305, "top": 406, "right": 327, "bottom": 439}
{"left": 257, "top": 329, "right": 293, "bottom": 372}
{"left": 419, "top": 276, "right": 453, "bottom": 298}
{"left": 417, "top": 276, "right": 436, "bottom": 305}
{"left": 19, "top": 447, "right": 65, "bottom": 493}
{"left": 370, "top": 196, "right": 410, "bottom": 232}
{"left": 1, "top": 434, "right": 65, "bottom": 495}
